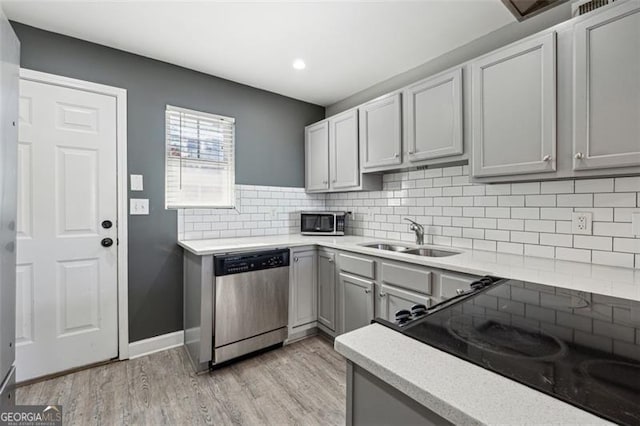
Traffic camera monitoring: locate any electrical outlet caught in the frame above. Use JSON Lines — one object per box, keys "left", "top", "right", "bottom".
{"left": 267, "top": 207, "right": 278, "bottom": 220}
{"left": 571, "top": 211, "right": 592, "bottom": 235}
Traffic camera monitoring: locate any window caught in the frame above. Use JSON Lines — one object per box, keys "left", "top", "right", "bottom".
{"left": 165, "top": 105, "right": 235, "bottom": 208}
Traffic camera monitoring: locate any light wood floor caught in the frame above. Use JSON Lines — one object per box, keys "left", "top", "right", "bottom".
{"left": 17, "top": 336, "right": 346, "bottom": 425}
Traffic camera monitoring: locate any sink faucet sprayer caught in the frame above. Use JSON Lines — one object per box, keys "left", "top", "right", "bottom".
{"left": 404, "top": 218, "right": 425, "bottom": 245}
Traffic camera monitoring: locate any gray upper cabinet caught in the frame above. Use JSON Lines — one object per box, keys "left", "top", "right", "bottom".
{"left": 317, "top": 249, "right": 337, "bottom": 332}
{"left": 360, "top": 93, "right": 402, "bottom": 170}
{"left": 340, "top": 273, "right": 374, "bottom": 334}
{"left": 305, "top": 121, "right": 329, "bottom": 192}
{"left": 330, "top": 109, "right": 360, "bottom": 190}
{"left": 573, "top": 2, "right": 640, "bottom": 171}
{"left": 472, "top": 32, "right": 557, "bottom": 177}
{"left": 404, "top": 68, "right": 463, "bottom": 162}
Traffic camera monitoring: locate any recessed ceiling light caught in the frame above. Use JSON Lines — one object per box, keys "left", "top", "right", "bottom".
{"left": 292, "top": 59, "right": 306, "bottom": 70}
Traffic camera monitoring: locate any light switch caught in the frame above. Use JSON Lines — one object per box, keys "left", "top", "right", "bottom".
{"left": 130, "top": 198, "right": 149, "bottom": 215}
{"left": 130, "top": 174, "right": 143, "bottom": 191}
{"left": 632, "top": 212, "right": 640, "bottom": 236}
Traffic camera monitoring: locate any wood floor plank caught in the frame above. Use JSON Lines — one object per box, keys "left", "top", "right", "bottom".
{"left": 16, "top": 336, "right": 346, "bottom": 426}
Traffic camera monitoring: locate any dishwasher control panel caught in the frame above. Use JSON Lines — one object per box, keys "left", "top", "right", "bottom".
{"left": 214, "top": 248, "right": 290, "bottom": 276}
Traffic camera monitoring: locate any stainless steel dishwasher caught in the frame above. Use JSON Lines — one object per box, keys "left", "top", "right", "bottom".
{"left": 213, "top": 248, "right": 289, "bottom": 364}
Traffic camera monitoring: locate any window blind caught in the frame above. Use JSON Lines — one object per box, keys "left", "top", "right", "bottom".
{"left": 165, "top": 105, "right": 235, "bottom": 209}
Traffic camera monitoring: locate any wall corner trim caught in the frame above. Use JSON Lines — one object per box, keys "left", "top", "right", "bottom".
{"left": 128, "top": 330, "right": 185, "bottom": 360}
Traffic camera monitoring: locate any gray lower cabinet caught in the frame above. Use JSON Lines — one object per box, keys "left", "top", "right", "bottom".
{"left": 340, "top": 273, "right": 374, "bottom": 334}
{"left": 289, "top": 248, "right": 318, "bottom": 329}
{"left": 376, "top": 284, "right": 431, "bottom": 322}
{"left": 347, "top": 361, "right": 452, "bottom": 426}
{"left": 317, "top": 249, "right": 337, "bottom": 332}
{"left": 471, "top": 31, "right": 557, "bottom": 177}
{"left": 360, "top": 93, "right": 402, "bottom": 171}
{"left": 305, "top": 121, "right": 329, "bottom": 191}
{"left": 573, "top": 1, "right": 640, "bottom": 171}
{"left": 404, "top": 68, "right": 463, "bottom": 162}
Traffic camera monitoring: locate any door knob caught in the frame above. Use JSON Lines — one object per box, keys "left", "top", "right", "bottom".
{"left": 101, "top": 238, "right": 114, "bottom": 247}
{"left": 575, "top": 152, "right": 584, "bottom": 160}
{"left": 102, "top": 220, "right": 113, "bottom": 229}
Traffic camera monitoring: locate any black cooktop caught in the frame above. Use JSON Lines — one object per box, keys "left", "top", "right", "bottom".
{"left": 376, "top": 279, "right": 640, "bottom": 425}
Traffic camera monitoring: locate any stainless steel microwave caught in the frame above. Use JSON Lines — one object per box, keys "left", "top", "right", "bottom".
{"left": 300, "top": 212, "right": 346, "bottom": 236}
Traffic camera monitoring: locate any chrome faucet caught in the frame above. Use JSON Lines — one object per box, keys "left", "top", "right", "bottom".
{"left": 404, "top": 218, "right": 425, "bottom": 245}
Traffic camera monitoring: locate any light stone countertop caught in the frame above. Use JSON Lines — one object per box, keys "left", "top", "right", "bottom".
{"left": 334, "top": 324, "right": 611, "bottom": 426}
{"left": 178, "top": 234, "right": 640, "bottom": 301}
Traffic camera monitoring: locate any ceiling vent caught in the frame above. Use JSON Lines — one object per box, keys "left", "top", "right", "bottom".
{"left": 572, "top": 0, "right": 616, "bottom": 16}
{"left": 501, "top": 0, "right": 570, "bottom": 21}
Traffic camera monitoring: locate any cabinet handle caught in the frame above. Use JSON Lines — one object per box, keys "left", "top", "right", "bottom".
{"left": 393, "top": 153, "right": 399, "bottom": 158}
{"left": 328, "top": 258, "right": 334, "bottom": 263}
{"left": 364, "top": 288, "right": 371, "bottom": 294}
{"left": 543, "top": 155, "right": 551, "bottom": 162}
{"left": 332, "top": 179, "right": 337, "bottom": 183}
{"left": 379, "top": 292, "right": 387, "bottom": 298}
{"left": 322, "top": 180, "right": 328, "bottom": 184}
{"left": 408, "top": 151, "right": 414, "bottom": 155}
{"left": 294, "top": 257, "right": 299, "bottom": 262}
{"left": 574, "top": 152, "right": 584, "bottom": 160}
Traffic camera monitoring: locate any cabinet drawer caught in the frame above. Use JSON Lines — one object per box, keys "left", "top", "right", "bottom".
{"left": 381, "top": 262, "right": 431, "bottom": 294}
{"left": 339, "top": 253, "right": 375, "bottom": 279}
{"left": 439, "top": 272, "right": 479, "bottom": 300}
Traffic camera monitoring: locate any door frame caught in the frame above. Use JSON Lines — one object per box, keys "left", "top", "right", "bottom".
{"left": 19, "top": 68, "right": 130, "bottom": 360}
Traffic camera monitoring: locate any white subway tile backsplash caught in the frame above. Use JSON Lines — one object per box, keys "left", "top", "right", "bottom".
{"left": 594, "top": 192, "right": 636, "bottom": 207}
{"left": 575, "top": 178, "right": 613, "bottom": 193}
{"left": 574, "top": 235, "right": 612, "bottom": 251}
{"left": 180, "top": 166, "right": 640, "bottom": 270}
{"left": 557, "top": 194, "right": 593, "bottom": 207}
{"left": 541, "top": 180, "right": 574, "bottom": 194}
{"left": 614, "top": 177, "right": 640, "bottom": 192}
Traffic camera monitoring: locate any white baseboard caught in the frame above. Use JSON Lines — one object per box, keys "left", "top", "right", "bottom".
{"left": 128, "top": 330, "right": 184, "bottom": 360}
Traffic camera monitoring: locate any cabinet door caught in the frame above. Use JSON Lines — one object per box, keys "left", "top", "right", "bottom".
{"left": 317, "top": 249, "right": 336, "bottom": 331}
{"left": 377, "top": 284, "right": 431, "bottom": 322}
{"left": 290, "top": 250, "right": 317, "bottom": 328}
{"left": 472, "top": 32, "right": 556, "bottom": 177}
{"left": 340, "top": 273, "right": 374, "bottom": 334}
{"left": 573, "top": 3, "right": 640, "bottom": 171}
{"left": 330, "top": 110, "right": 360, "bottom": 189}
{"left": 405, "top": 68, "right": 463, "bottom": 162}
{"left": 359, "top": 93, "right": 402, "bottom": 169}
{"left": 305, "top": 121, "right": 329, "bottom": 191}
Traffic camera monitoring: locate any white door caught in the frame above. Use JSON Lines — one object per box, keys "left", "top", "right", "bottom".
{"left": 16, "top": 79, "right": 118, "bottom": 381}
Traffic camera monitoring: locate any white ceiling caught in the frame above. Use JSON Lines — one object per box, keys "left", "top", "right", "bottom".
{"left": 2, "top": 1, "right": 516, "bottom": 106}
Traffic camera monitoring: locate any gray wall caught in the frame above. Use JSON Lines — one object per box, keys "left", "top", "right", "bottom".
{"left": 11, "top": 22, "right": 325, "bottom": 342}
{"left": 326, "top": 3, "right": 573, "bottom": 116}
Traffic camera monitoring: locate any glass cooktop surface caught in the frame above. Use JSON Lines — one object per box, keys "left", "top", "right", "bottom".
{"left": 378, "top": 280, "right": 640, "bottom": 425}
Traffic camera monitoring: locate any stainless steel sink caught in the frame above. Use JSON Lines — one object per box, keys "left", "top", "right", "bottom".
{"left": 361, "top": 243, "right": 412, "bottom": 252}
{"left": 403, "top": 248, "right": 459, "bottom": 257}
